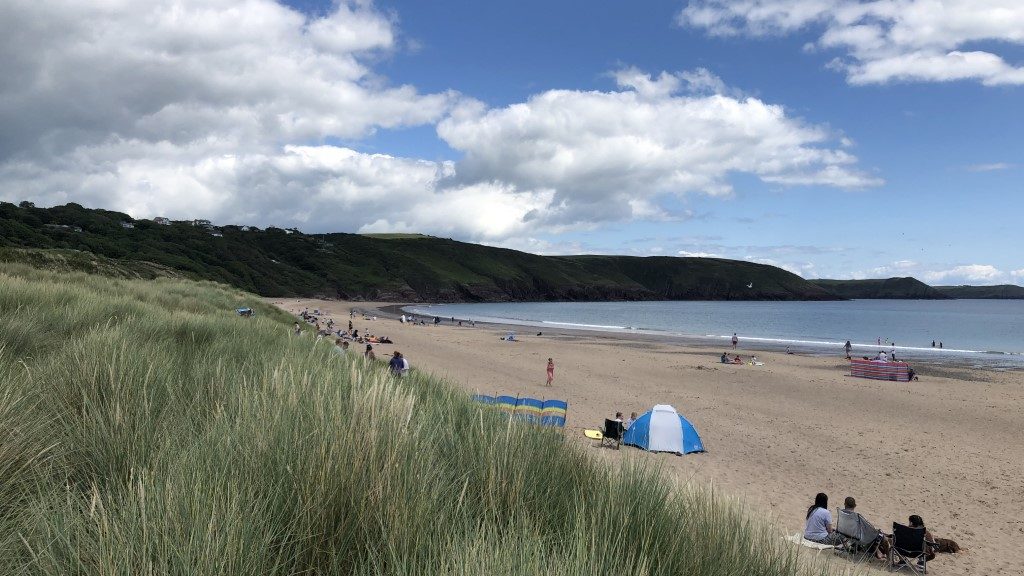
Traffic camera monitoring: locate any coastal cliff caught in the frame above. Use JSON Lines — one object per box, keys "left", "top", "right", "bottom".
{"left": 1, "top": 202, "right": 837, "bottom": 302}
{"left": 810, "top": 277, "right": 950, "bottom": 299}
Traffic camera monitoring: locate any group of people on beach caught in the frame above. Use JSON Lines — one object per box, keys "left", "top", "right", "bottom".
{"left": 296, "top": 307, "right": 412, "bottom": 375}
{"left": 719, "top": 352, "right": 763, "bottom": 366}
{"left": 611, "top": 411, "right": 639, "bottom": 429}
{"left": 803, "top": 493, "right": 960, "bottom": 567}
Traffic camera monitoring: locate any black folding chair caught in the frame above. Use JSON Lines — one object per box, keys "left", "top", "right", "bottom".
{"left": 600, "top": 419, "right": 624, "bottom": 449}
{"left": 889, "top": 522, "right": 928, "bottom": 573}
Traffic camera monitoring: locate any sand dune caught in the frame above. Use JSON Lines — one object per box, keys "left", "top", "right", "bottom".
{"left": 275, "top": 299, "right": 1023, "bottom": 576}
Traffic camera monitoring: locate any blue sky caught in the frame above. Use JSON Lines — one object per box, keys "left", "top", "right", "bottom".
{"left": 2, "top": 0, "right": 1022, "bottom": 284}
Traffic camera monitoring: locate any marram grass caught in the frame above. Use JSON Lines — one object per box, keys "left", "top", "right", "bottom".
{"left": 0, "top": 263, "right": 851, "bottom": 575}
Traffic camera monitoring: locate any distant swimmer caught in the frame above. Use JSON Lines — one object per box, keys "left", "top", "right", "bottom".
{"left": 746, "top": 282, "right": 753, "bottom": 288}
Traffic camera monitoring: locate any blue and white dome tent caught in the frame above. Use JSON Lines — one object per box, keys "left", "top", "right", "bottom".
{"left": 622, "top": 404, "right": 705, "bottom": 454}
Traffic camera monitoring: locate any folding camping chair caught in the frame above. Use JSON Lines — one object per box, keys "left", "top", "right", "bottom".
{"left": 600, "top": 419, "right": 624, "bottom": 449}
{"left": 888, "top": 522, "right": 929, "bottom": 574}
{"left": 835, "top": 508, "right": 882, "bottom": 563}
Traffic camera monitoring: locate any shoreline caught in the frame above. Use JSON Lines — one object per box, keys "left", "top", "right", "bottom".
{"left": 374, "top": 303, "right": 1020, "bottom": 376}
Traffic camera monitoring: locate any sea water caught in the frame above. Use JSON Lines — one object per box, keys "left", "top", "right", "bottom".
{"left": 404, "top": 300, "right": 1024, "bottom": 369}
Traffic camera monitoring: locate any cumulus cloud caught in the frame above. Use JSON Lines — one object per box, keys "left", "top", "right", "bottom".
{"left": 679, "top": 1, "right": 1024, "bottom": 85}
{"left": 922, "top": 264, "right": 1007, "bottom": 284}
{"left": 0, "top": 1, "right": 877, "bottom": 244}
{"left": 438, "top": 68, "right": 879, "bottom": 228}
{"left": 0, "top": 0, "right": 479, "bottom": 229}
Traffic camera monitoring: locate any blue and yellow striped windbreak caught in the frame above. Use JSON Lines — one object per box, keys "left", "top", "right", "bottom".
{"left": 495, "top": 395, "right": 519, "bottom": 414}
{"left": 514, "top": 397, "right": 544, "bottom": 423}
{"left": 540, "top": 399, "right": 568, "bottom": 427}
{"left": 473, "top": 395, "right": 567, "bottom": 428}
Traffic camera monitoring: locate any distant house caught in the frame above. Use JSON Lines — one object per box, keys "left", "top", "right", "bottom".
{"left": 153, "top": 217, "right": 171, "bottom": 225}
{"left": 239, "top": 226, "right": 252, "bottom": 231}
{"left": 191, "top": 219, "right": 213, "bottom": 229}
{"left": 283, "top": 228, "right": 295, "bottom": 234}
{"left": 210, "top": 232, "right": 223, "bottom": 238}
{"left": 120, "top": 222, "right": 134, "bottom": 229}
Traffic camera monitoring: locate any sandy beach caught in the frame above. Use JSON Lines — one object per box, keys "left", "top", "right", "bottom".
{"left": 274, "top": 298, "right": 1023, "bottom": 576}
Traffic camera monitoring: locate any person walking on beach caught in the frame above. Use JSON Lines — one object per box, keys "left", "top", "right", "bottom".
{"left": 732, "top": 333, "right": 738, "bottom": 349}
{"left": 546, "top": 358, "right": 555, "bottom": 386}
{"left": 844, "top": 340, "right": 852, "bottom": 359}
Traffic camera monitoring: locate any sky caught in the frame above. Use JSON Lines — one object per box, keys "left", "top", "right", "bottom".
{"left": 1, "top": 0, "right": 1022, "bottom": 285}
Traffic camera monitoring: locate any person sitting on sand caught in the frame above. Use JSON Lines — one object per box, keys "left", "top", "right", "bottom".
{"left": 720, "top": 352, "right": 730, "bottom": 364}
{"left": 624, "top": 412, "right": 637, "bottom": 428}
{"left": 804, "top": 493, "right": 842, "bottom": 545}
{"left": 364, "top": 344, "right": 375, "bottom": 361}
{"left": 731, "top": 355, "right": 742, "bottom": 364}
{"left": 294, "top": 322, "right": 301, "bottom": 335}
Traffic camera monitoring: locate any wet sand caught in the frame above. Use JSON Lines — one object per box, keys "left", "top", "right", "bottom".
{"left": 274, "top": 298, "right": 1024, "bottom": 576}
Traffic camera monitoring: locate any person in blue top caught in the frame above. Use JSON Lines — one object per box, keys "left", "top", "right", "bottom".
{"left": 388, "top": 351, "right": 404, "bottom": 375}
{"left": 804, "top": 493, "right": 841, "bottom": 545}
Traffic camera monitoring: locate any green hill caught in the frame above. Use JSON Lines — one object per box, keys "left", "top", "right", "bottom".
{"left": 810, "top": 277, "right": 951, "bottom": 299}
{"left": 936, "top": 284, "right": 1024, "bottom": 299}
{"left": 1, "top": 202, "right": 838, "bottom": 301}
{"left": 0, "top": 262, "right": 839, "bottom": 575}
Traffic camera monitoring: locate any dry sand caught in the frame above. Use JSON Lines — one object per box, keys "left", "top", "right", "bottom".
{"left": 275, "top": 298, "right": 1024, "bottom": 576}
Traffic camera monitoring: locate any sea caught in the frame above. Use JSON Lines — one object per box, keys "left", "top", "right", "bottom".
{"left": 404, "top": 300, "right": 1024, "bottom": 369}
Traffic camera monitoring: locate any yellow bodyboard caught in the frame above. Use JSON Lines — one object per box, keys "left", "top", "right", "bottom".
{"left": 583, "top": 429, "right": 603, "bottom": 440}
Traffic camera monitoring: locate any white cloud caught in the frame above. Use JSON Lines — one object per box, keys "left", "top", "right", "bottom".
{"left": 0, "top": 1, "right": 878, "bottom": 246}
{"left": 965, "top": 162, "right": 1014, "bottom": 172}
{"left": 678, "top": 250, "right": 725, "bottom": 258}
{"left": 679, "top": 1, "right": 1024, "bottom": 85}
{"left": 0, "top": 0, "right": 464, "bottom": 225}
{"left": 438, "top": 68, "right": 879, "bottom": 228}
{"left": 744, "top": 256, "right": 817, "bottom": 278}
{"left": 922, "top": 264, "right": 1007, "bottom": 284}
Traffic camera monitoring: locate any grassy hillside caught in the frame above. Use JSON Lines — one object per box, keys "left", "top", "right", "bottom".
{"left": 936, "top": 285, "right": 1024, "bottom": 299}
{"left": 0, "top": 263, "right": 840, "bottom": 575}
{"left": 0, "top": 202, "right": 838, "bottom": 301}
{"left": 810, "top": 277, "right": 950, "bottom": 299}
